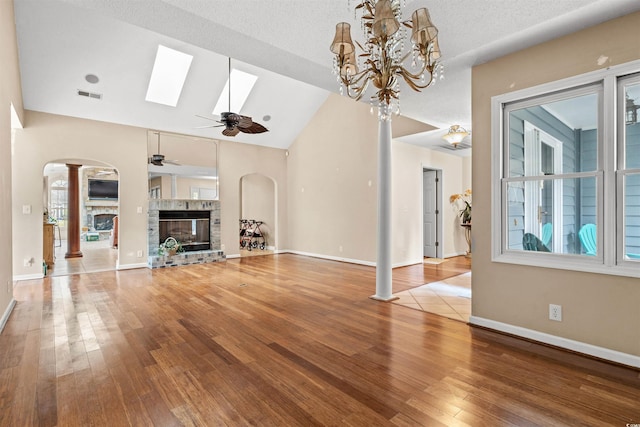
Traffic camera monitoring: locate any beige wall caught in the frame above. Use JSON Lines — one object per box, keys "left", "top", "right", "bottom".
{"left": 1, "top": 0, "right": 24, "bottom": 324}
{"left": 288, "top": 94, "right": 378, "bottom": 262}
{"left": 12, "top": 111, "right": 289, "bottom": 271}
{"left": 12, "top": 111, "right": 150, "bottom": 276}
{"left": 288, "top": 93, "right": 470, "bottom": 265}
{"left": 177, "top": 177, "right": 217, "bottom": 200}
{"left": 393, "top": 141, "right": 470, "bottom": 262}
{"left": 218, "top": 141, "right": 287, "bottom": 256}
{"left": 241, "top": 174, "right": 276, "bottom": 248}
{"left": 472, "top": 12, "right": 640, "bottom": 357}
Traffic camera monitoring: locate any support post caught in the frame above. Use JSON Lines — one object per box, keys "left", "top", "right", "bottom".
{"left": 65, "top": 163, "right": 83, "bottom": 259}
{"left": 371, "top": 106, "right": 396, "bottom": 301}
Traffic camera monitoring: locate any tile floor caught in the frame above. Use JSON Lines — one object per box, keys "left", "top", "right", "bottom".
{"left": 392, "top": 272, "right": 472, "bottom": 322}
{"left": 48, "top": 238, "right": 118, "bottom": 277}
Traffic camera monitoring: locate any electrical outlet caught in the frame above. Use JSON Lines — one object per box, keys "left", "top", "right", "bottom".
{"left": 7, "top": 280, "right": 11, "bottom": 293}
{"left": 549, "top": 304, "right": 562, "bottom": 321}
{"left": 137, "top": 250, "right": 143, "bottom": 258}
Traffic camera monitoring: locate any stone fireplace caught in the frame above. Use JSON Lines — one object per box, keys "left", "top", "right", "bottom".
{"left": 148, "top": 199, "right": 225, "bottom": 268}
{"left": 93, "top": 213, "right": 116, "bottom": 231}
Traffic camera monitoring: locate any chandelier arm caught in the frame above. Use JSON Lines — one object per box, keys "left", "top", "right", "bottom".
{"left": 339, "top": 67, "right": 371, "bottom": 89}
{"left": 340, "top": 72, "right": 370, "bottom": 101}
{"left": 398, "top": 69, "right": 430, "bottom": 91}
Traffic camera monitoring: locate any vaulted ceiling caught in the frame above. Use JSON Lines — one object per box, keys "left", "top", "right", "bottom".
{"left": 13, "top": 0, "right": 640, "bottom": 155}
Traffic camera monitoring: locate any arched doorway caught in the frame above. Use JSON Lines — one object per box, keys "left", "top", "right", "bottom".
{"left": 239, "top": 173, "right": 276, "bottom": 257}
{"left": 43, "top": 161, "right": 119, "bottom": 276}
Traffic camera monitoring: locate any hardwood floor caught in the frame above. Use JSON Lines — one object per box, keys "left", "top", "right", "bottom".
{"left": 2, "top": 254, "right": 639, "bottom": 426}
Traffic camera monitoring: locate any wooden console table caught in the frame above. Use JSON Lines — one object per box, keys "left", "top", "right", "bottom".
{"left": 43, "top": 222, "right": 55, "bottom": 266}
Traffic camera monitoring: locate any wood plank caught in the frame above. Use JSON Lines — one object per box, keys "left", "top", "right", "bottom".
{"left": 1, "top": 254, "right": 638, "bottom": 425}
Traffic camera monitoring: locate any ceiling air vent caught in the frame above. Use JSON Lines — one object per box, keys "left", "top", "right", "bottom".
{"left": 77, "top": 89, "right": 102, "bottom": 100}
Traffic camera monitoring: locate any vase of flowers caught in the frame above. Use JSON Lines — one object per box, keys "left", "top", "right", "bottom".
{"left": 450, "top": 189, "right": 472, "bottom": 224}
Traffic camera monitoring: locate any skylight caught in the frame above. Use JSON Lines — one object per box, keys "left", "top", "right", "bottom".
{"left": 145, "top": 45, "right": 193, "bottom": 107}
{"left": 213, "top": 69, "right": 258, "bottom": 114}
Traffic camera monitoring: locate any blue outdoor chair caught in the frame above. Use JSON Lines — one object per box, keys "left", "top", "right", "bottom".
{"left": 541, "top": 223, "right": 552, "bottom": 248}
{"left": 523, "top": 233, "right": 550, "bottom": 252}
{"left": 578, "top": 224, "right": 596, "bottom": 256}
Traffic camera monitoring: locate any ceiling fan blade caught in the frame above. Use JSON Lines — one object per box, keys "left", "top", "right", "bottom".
{"left": 164, "top": 159, "right": 181, "bottom": 165}
{"left": 222, "top": 127, "right": 240, "bottom": 137}
{"left": 235, "top": 115, "right": 255, "bottom": 128}
{"left": 195, "top": 114, "right": 220, "bottom": 122}
{"left": 238, "top": 122, "right": 269, "bottom": 134}
{"left": 194, "top": 124, "right": 224, "bottom": 129}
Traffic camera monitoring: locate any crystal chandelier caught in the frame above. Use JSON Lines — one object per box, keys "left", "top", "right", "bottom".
{"left": 330, "top": 0, "right": 442, "bottom": 118}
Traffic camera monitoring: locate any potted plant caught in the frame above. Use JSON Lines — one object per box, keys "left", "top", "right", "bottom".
{"left": 158, "top": 236, "right": 183, "bottom": 256}
{"left": 450, "top": 189, "right": 472, "bottom": 224}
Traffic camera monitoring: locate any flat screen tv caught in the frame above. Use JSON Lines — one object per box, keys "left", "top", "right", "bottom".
{"left": 88, "top": 179, "right": 118, "bottom": 200}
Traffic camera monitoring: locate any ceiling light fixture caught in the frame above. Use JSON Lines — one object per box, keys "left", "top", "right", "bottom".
{"left": 330, "top": 0, "right": 442, "bottom": 118}
{"left": 330, "top": 0, "right": 443, "bottom": 302}
{"left": 442, "top": 125, "right": 470, "bottom": 147}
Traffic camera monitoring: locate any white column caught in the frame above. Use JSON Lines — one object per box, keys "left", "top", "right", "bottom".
{"left": 371, "top": 105, "right": 395, "bottom": 301}
{"left": 171, "top": 174, "right": 178, "bottom": 199}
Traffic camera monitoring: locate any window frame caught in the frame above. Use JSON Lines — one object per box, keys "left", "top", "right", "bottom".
{"left": 617, "top": 73, "right": 640, "bottom": 267}
{"left": 491, "top": 59, "right": 640, "bottom": 277}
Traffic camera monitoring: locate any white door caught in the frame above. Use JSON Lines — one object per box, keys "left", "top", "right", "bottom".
{"left": 423, "top": 170, "right": 438, "bottom": 258}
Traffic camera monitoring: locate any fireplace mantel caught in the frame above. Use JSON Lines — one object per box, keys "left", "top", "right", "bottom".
{"left": 148, "top": 199, "right": 225, "bottom": 268}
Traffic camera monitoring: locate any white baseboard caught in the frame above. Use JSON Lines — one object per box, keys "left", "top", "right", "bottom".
{"left": 286, "top": 250, "right": 376, "bottom": 267}
{"left": 13, "top": 273, "right": 44, "bottom": 281}
{"left": 0, "top": 299, "right": 16, "bottom": 334}
{"left": 444, "top": 251, "right": 467, "bottom": 258}
{"left": 469, "top": 316, "right": 640, "bottom": 369}
{"left": 225, "top": 253, "right": 241, "bottom": 259}
{"left": 393, "top": 259, "right": 423, "bottom": 268}
{"left": 116, "top": 262, "right": 148, "bottom": 271}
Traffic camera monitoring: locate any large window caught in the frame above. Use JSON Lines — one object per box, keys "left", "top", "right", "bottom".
{"left": 492, "top": 60, "right": 640, "bottom": 276}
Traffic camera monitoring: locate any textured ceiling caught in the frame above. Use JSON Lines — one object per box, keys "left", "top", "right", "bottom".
{"left": 13, "top": 0, "right": 640, "bottom": 155}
